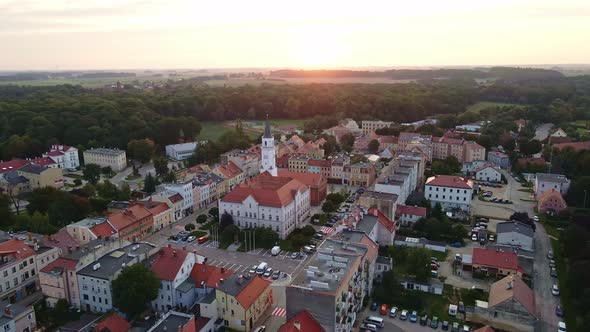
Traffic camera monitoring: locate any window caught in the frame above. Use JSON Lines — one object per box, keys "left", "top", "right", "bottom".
{"left": 11, "top": 267, "right": 15, "bottom": 273}
{"left": 83, "top": 294, "right": 89, "bottom": 300}
{"left": 13, "top": 278, "right": 17, "bottom": 286}
{"left": 82, "top": 285, "right": 88, "bottom": 290}
{"left": 105, "top": 299, "right": 108, "bottom": 305}
{"left": 29, "top": 258, "right": 33, "bottom": 264}
{"left": 2, "top": 271, "right": 6, "bottom": 277}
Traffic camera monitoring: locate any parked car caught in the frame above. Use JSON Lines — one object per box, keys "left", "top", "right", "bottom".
{"left": 555, "top": 305, "right": 564, "bottom": 317}
{"left": 458, "top": 301, "right": 465, "bottom": 313}
{"left": 547, "top": 250, "right": 554, "bottom": 259}
{"left": 482, "top": 192, "right": 492, "bottom": 197}
{"left": 488, "top": 234, "right": 495, "bottom": 242}
{"left": 252, "top": 326, "right": 266, "bottom": 332}
{"left": 271, "top": 270, "right": 280, "bottom": 280}
{"left": 452, "top": 242, "right": 462, "bottom": 248}
{"left": 290, "top": 252, "right": 300, "bottom": 259}
{"left": 462, "top": 325, "right": 470, "bottom": 332}
{"left": 380, "top": 304, "right": 389, "bottom": 315}
{"left": 410, "top": 311, "right": 418, "bottom": 323}
{"left": 552, "top": 284, "right": 560, "bottom": 296}
{"left": 420, "top": 315, "right": 428, "bottom": 326}
{"left": 360, "top": 323, "right": 377, "bottom": 332}
{"left": 431, "top": 264, "right": 439, "bottom": 271}
{"left": 471, "top": 234, "right": 478, "bottom": 241}
{"left": 389, "top": 307, "right": 398, "bottom": 318}
{"left": 550, "top": 268, "right": 558, "bottom": 278}
{"left": 431, "top": 270, "right": 438, "bottom": 277}
{"left": 533, "top": 216, "right": 539, "bottom": 222}
{"left": 549, "top": 260, "right": 556, "bottom": 268}
{"left": 249, "top": 265, "right": 257, "bottom": 274}
{"left": 186, "top": 236, "right": 196, "bottom": 242}
{"left": 430, "top": 316, "right": 439, "bottom": 329}
{"left": 558, "top": 321, "right": 566, "bottom": 332}
{"left": 313, "top": 233, "right": 324, "bottom": 240}
{"left": 451, "top": 322, "right": 460, "bottom": 332}
{"left": 442, "top": 320, "right": 449, "bottom": 330}
{"left": 370, "top": 302, "right": 378, "bottom": 311}
{"left": 263, "top": 268, "right": 273, "bottom": 278}
{"left": 400, "top": 309, "right": 408, "bottom": 320}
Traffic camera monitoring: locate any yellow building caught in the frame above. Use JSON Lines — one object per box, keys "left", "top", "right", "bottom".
{"left": 83, "top": 148, "right": 127, "bottom": 172}
{"left": 216, "top": 274, "right": 272, "bottom": 332}
{"left": 344, "top": 162, "right": 376, "bottom": 187}
{"left": 18, "top": 164, "right": 63, "bottom": 190}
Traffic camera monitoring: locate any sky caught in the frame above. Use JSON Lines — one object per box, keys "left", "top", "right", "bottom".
{"left": 1, "top": 0, "right": 590, "bottom": 70}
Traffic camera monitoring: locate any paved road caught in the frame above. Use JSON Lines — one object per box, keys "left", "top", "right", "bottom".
{"left": 534, "top": 123, "right": 554, "bottom": 141}
{"left": 356, "top": 311, "right": 457, "bottom": 332}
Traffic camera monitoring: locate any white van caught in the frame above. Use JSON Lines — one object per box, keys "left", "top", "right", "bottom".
{"left": 271, "top": 246, "right": 281, "bottom": 256}
{"left": 364, "top": 316, "right": 384, "bottom": 328}
{"left": 256, "top": 262, "right": 268, "bottom": 275}
{"left": 448, "top": 304, "right": 458, "bottom": 316}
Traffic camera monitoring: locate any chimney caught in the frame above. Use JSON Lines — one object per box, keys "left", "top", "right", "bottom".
{"left": 4, "top": 305, "right": 12, "bottom": 318}
{"left": 293, "top": 320, "right": 301, "bottom": 331}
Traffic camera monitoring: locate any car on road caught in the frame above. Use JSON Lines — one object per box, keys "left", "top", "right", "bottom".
{"left": 451, "top": 322, "right": 460, "bottom": 332}
{"left": 430, "top": 316, "right": 439, "bottom": 329}
{"left": 420, "top": 314, "right": 428, "bottom": 326}
{"left": 471, "top": 234, "right": 478, "bottom": 241}
{"left": 400, "top": 309, "right": 408, "bottom": 320}
{"left": 558, "top": 321, "right": 566, "bottom": 332}
{"left": 290, "top": 252, "right": 300, "bottom": 259}
{"left": 186, "top": 236, "right": 196, "bottom": 242}
{"left": 271, "top": 270, "right": 280, "bottom": 280}
{"left": 549, "top": 260, "right": 556, "bottom": 268}
{"left": 533, "top": 216, "right": 539, "bottom": 222}
{"left": 380, "top": 304, "right": 389, "bottom": 315}
{"left": 555, "top": 305, "right": 564, "bottom": 317}
{"left": 550, "top": 268, "right": 558, "bottom": 278}
{"left": 370, "top": 302, "right": 378, "bottom": 311}
{"left": 313, "top": 233, "right": 324, "bottom": 240}
{"left": 552, "top": 284, "right": 560, "bottom": 296}
{"left": 410, "top": 310, "right": 418, "bottom": 323}
{"left": 389, "top": 307, "right": 398, "bottom": 318}
{"left": 359, "top": 323, "right": 377, "bottom": 332}
{"left": 442, "top": 320, "right": 449, "bottom": 330}
{"left": 547, "top": 250, "right": 554, "bottom": 259}
{"left": 263, "top": 268, "right": 273, "bottom": 278}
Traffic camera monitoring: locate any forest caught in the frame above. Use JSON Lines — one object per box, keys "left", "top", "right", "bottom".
{"left": 1, "top": 74, "right": 590, "bottom": 161}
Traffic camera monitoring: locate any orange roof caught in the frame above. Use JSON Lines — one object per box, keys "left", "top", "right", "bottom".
{"left": 0, "top": 239, "right": 35, "bottom": 260}
{"left": 190, "top": 263, "right": 234, "bottom": 288}
{"left": 90, "top": 221, "right": 117, "bottom": 238}
{"left": 235, "top": 275, "right": 271, "bottom": 309}
{"left": 95, "top": 313, "right": 131, "bottom": 332}
{"left": 169, "top": 193, "right": 184, "bottom": 203}
{"left": 222, "top": 172, "right": 308, "bottom": 207}
{"left": 277, "top": 170, "right": 323, "bottom": 187}
{"left": 40, "top": 258, "right": 78, "bottom": 274}
{"left": 472, "top": 248, "right": 518, "bottom": 270}
{"left": 396, "top": 204, "right": 427, "bottom": 217}
{"left": 537, "top": 189, "right": 567, "bottom": 209}
{"left": 150, "top": 247, "right": 190, "bottom": 281}
{"left": 368, "top": 208, "right": 396, "bottom": 233}
{"left": 147, "top": 202, "right": 170, "bottom": 215}
{"left": 426, "top": 175, "right": 473, "bottom": 190}
{"left": 107, "top": 204, "right": 152, "bottom": 230}
{"left": 553, "top": 141, "right": 590, "bottom": 151}
{"left": 489, "top": 275, "right": 535, "bottom": 317}
{"left": 278, "top": 310, "right": 326, "bottom": 332}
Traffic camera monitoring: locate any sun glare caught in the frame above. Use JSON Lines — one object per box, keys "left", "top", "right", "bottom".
{"left": 290, "top": 27, "right": 343, "bottom": 68}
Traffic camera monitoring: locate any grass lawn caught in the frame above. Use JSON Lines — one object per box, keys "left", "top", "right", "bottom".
{"left": 189, "top": 230, "right": 207, "bottom": 238}
{"left": 465, "top": 101, "right": 523, "bottom": 113}
{"left": 540, "top": 214, "right": 566, "bottom": 239}
{"left": 124, "top": 174, "right": 141, "bottom": 180}
{"left": 199, "top": 220, "right": 217, "bottom": 230}
{"left": 198, "top": 122, "right": 259, "bottom": 141}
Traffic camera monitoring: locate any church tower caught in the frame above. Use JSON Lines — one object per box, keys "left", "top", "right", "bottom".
{"left": 260, "top": 117, "right": 277, "bottom": 176}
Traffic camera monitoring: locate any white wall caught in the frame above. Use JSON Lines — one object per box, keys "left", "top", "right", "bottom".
{"left": 425, "top": 185, "right": 473, "bottom": 212}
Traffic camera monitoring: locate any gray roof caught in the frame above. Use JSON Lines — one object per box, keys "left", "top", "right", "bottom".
{"left": 77, "top": 243, "right": 155, "bottom": 279}
{"left": 166, "top": 142, "right": 197, "bottom": 153}
{"left": 85, "top": 148, "right": 125, "bottom": 157}
{"left": 57, "top": 314, "right": 101, "bottom": 332}
{"left": 176, "top": 280, "right": 194, "bottom": 293}
{"left": 216, "top": 273, "right": 255, "bottom": 297}
{"left": 18, "top": 163, "right": 48, "bottom": 174}
{"left": 496, "top": 221, "right": 534, "bottom": 238}
{"left": 536, "top": 173, "right": 569, "bottom": 184}
{"left": 200, "top": 290, "right": 216, "bottom": 304}
{"left": 356, "top": 215, "right": 378, "bottom": 235}
{"left": 361, "top": 190, "right": 398, "bottom": 201}
{"left": 2, "top": 171, "right": 28, "bottom": 185}
{"left": 376, "top": 256, "right": 392, "bottom": 265}
{"left": 148, "top": 312, "right": 192, "bottom": 332}
{"left": 0, "top": 300, "right": 31, "bottom": 319}
{"left": 263, "top": 119, "right": 272, "bottom": 138}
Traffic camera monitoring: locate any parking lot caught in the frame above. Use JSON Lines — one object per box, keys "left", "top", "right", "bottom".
{"left": 357, "top": 310, "right": 473, "bottom": 332}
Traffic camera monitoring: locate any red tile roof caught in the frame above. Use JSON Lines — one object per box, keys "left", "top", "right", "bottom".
{"left": 190, "top": 263, "right": 234, "bottom": 288}
{"left": 169, "top": 193, "right": 184, "bottom": 203}
{"left": 46, "top": 151, "right": 65, "bottom": 157}
{"left": 40, "top": 258, "right": 78, "bottom": 273}
{"left": 29, "top": 157, "right": 56, "bottom": 167}
{"left": 378, "top": 135, "right": 398, "bottom": 144}
{"left": 549, "top": 136, "right": 572, "bottom": 145}
{"left": 222, "top": 172, "right": 307, "bottom": 207}
{"left": 107, "top": 204, "right": 152, "bottom": 230}
{"left": 0, "top": 239, "right": 35, "bottom": 260}
{"left": 488, "top": 151, "right": 508, "bottom": 158}
{"left": 235, "top": 275, "right": 271, "bottom": 309}
{"left": 150, "top": 247, "right": 190, "bottom": 281}
{"left": 90, "top": 221, "right": 117, "bottom": 238}
{"left": 94, "top": 313, "right": 131, "bottom": 332}
{"left": 396, "top": 204, "right": 427, "bottom": 217}
{"left": 307, "top": 159, "right": 331, "bottom": 167}
{"left": 277, "top": 170, "right": 323, "bottom": 187}
{"left": 50, "top": 144, "right": 73, "bottom": 152}
{"left": 475, "top": 165, "right": 501, "bottom": 174}
{"left": 136, "top": 201, "right": 170, "bottom": 216}
{"left": 472, "top": 248, "right": 518, "bottom": 270}
{"left": 553, "top": 141, "right": 590, "bottom": 151}
{"left": 40, "top": 229, "right": 78, "bottom": 251}
{"left": 489, "top": 274, "right": 535, "bottom": 317}
{"left": 368, "top": 208, "right": 396, "bottom": 233}
{"left": 0, "top": 159, "right": 28, "bottom": 174}
{"left": 278, "top": 309, "right": 326, "bottom": 332}
{"left": 426, "top": 175, "right": 473, "bottom": 189}
{"left": 537, "top": 189, "right": 567, "bottom": 211}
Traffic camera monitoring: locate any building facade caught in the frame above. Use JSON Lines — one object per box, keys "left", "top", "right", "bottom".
{"left": 475, "top": 165, "right": 502, "bottom": 182}
{"left": 425, "top": 175, "right": 473, "bottom": 212}
{"left": 216, "top": 275, "right": 272, "bottom": 332}
{"left": 165, "top": 142, "right": 198, "bottom": 161}
{"left": 43, "top": 144, "right": 80, "bottom": 169}
{"left": 260, "top": 120, "right": 278, "bottom": 176}
{"left": 83, "top": 148, "right": 127, "bottom": 172}
{"left": 361, "top": 120, "right": 395, "bottom": 134}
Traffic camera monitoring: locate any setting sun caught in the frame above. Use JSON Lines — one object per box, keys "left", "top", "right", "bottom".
{"left": 289, "top": 27, "right": 345, "bottom": 68}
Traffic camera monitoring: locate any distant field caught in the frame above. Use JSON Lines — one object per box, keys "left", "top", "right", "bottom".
{"left": 199, "top": 118, "right": 309, "bottom": 141}
{"left": 0, "top": 75, "right": 168, "bottom": 88}
{"left": 466, "top": 101, "right": 522, "bottom": 113}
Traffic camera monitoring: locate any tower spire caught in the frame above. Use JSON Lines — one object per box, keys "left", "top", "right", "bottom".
{"left": 260, "top": 114, "right": 277, "bottom": 176}
{"left": 263, "top": 114, "right": 272, "bottom": 138}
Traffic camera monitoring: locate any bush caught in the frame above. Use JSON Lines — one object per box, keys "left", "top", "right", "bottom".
{"left": 196, "top": 214, "right": 208, "bottom": 224}
{"left": 185, "top": 223, "right": 196, "bottom": 231}
{"left": 73, "top": 178, "right": 82, "bottom": 186}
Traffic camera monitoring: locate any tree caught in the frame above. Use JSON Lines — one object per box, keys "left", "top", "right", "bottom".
{"left": 196, "top": 214, "right": 208, "bottom": 224}
{"left": 430, "top": 203, "right": 443, "bottom": 220}
{"left": 407, "top": 248, "right": 431, "bottom": 282}
{"left": 119, "top": 183, "right": 131, "bottom": 201}
{"left": 127, "top": 138, "right": 155, "bottom": 163}
{"left": 373, "top": 270, "right": 404, "bottom": 304}
{"left": 153, "top": 155, "right": 169, "bottom": 176}
{"left": 83, "top": 164, "right": 101, "bottom": 185}
{"left": 101, "top": 166, "right": 113, "bottom": 175}
{"left": 144, "top": 173, "right": 157, "bottom": 194}
{"left": 221, "top": 224, "right": 240, "bottom": 244}
{"left": 368, "top": 139, "right": 380, "bottom": 154}
{"left": 322, "top": 200, "right": 337, "bottom": 213}
{"left": 96, "top": 180, "right": 120, "bottom": 200}
{"left": 518, "top": 138, "right": 542, "bottom": 156}
{"left": 73, "top": 178, "right": 82, "bottom": 187}
{"left": 220, "top": 212, "right": 234, "bottom": 231}
{"left": 0, "top": 194, "right": 13, "bottom": 227}
{"left": 340, "top": 133, "right": 355, "bottom": 152}
{"left": 81, "top": 183, "right": 96, "bottom": 197}
{"left": 112, "top": 264, "right": 159, "bottom": 318}
{"left": 185, "top": 223, "right": 196, "bottom": 231}
{"left": 209, "top": 207, "right": 219, "bottom": 219}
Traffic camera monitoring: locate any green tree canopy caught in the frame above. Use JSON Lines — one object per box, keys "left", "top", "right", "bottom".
{"left": 112, "top": 264, "right": 159, "bottom": 318}
{"left": 83, "top": 164, "right": 101, "bottom": 185}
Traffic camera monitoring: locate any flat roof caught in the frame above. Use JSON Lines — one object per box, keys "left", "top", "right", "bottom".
{"left": 148, "top": 312, "right": 192, "bottom": 332}
{"left": 85, "top": 148, "right": 125, "bottom": 156}
{"left": 77, "top": 243, "right": 155, "bottom": 279}
{"left": 70, "top": 217, "right": 109, "bottom": 228}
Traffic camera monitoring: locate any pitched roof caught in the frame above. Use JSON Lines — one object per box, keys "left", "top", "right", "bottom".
{"left": 368, "top": 208, "right": 395, "bottom": 233}
{"left": 40, "top": 228, "right": 78, "bottom": 251}
{"left": 518, "top": 157, "right": 546, "bottom": 165}
{"left": 150, "top": 247, "right": 190, "bottom": 281}
{"left": 222, "top": 172, "right": 307, "bottom": 208}
{"left": 552, "top": 141, "right": 590, "bottom": 151}
{"left": 0, "top": 159, "right": 29, "bottom": 174}
{"left": 396, "top": 204, "right": 427, "bottom": 217}
{"left": 30, "top": 157, "right": 57, "bottom": 166}
{"left": 94, "top": 313, "right": 131, "bottom": 332}
{"left": 536, "top": 173, "right": 569, "bottom": 184}
{"left": 263, "top": 119, "right": 272, "bottom": 138}
{"left": 194, "top": 317, "right": 210, "bottom": 332}
{"left": 489, "top": 275, "right": 536, "bottom": 317}
{"left": 474, "top": 326, "right": 495, "bottom": 332}
{"left": 496, "top": 221, "right": 534, "bottom": 238}
{"left": 90, "top": 221, "right": 117, "bottom": 239}
{"left": 426, "top": 175, "right": 473, "bottom": 189}
{"left": 488, "top": 151, "right": 508, "bottom": 158}
{"left": 168, "top": 193, "right": 184, "bottom": 203}
{"left": 235, "top": 275, "right": 271, "bottom": 309}
{"left": 18, "top": 163, "right": 49, "bottom": 174}
{"left": 537, "top": 189, "right": 567, "bottom": 209}
{"left": 277, "top": 170, "right": 323, "bottom": 187}
{"left": 40, "top": 257, "right": 78, "bottom": 274}
{"left": 0, "top": 239, "right": 35, "bottom": 260}
{"left": 189, "top": 263, "right": 234, "bottom": 288}
{"left": 278, "top": 309, "right": 326, "bottom": 332}
{"left": 472, "top": 248, "right": 518, "bottom": 270}
{"left": 475, "top": 165, "right": 501, "bottom": 174}
{"left": 46, "top": 151, "right": 65, "bottom": 157}
{"left": 107, "top": 204, "right": 152, "bottom": 230}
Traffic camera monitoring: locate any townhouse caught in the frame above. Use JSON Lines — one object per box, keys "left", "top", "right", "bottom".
{"left": 107, "top": 204, "right": 154, "bottom": 242}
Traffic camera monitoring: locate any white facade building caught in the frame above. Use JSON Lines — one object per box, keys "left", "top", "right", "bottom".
{"left": 83, "top": 148, "right": 127, "bottom": 172}
{"left": 425, "top": 175, "right": 474, "bottom": 212}
{"left": 534, "top": 173, "right": 571, "bottom": 199}
{"left": 162, "top": 182, "right": 194, "bottom": 215}
{"left": 165, "top": 142, "right": 198, "bottom": 161}
{"left": 475, "top": 165, "right": 502, "bottom": 182}
{"left": 260, "top": 120, "right": 277, "bottom": 176}
{"left": 43, "top": 145, "right": 80, "bottom": 169}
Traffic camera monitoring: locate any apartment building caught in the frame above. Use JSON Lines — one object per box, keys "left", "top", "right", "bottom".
{"left": 328, "top": 154, "right": 350, "bottom": 184}
{"left": 151, "top": 190, "right": 184, "bottom": 222}
{"left": 216, "top": 274, "right": 272, "bottom": 332}
{"left": 165, "top": 142, "right": 197, "bottom": 161}
{"left": 212, "top": 161, "right": 246, "bottom": 192}
{"left": 277, "top": 170, "right": 327, "bottom": 206}
{"left": 42, "top": 144, "right": 80, "bottom": 170}
{"left": 0, "top": 301, "right": 36, "bottom": 332}
{"left": 17, "top": 164, "right": 64, "bottom": 190}
{"left": 0, "top": 240, "right": 42, "bottom": 303}
{"left": 83, "top": 148, "right": 127, "bottom": 172}
{"left": 66, "top": 217, "right": 117, "bottom": 245}
{"left": 343, "top": 163, "right": 376, "bottom": 187}
{"left": 425, "top": 175, "right": 474, "bottom": 212}
{"left": 135, "top": 201, "right": 173, "bottom": 231}
{"left": 159, "top": 182, "right": 194, "bottom": 216}
{"left": 288, "top": 155, "right": 309, "bottom": 173}
{"left": 359, "top": 191, "right": 400, "bottom": 221}
{"left": 361, "top": 120, "right": 395, "bottom": 134}
{"left": 487, "top": 151, "right": 510, "bottom": 169}
{"left": 107, "top": 204, "right": 154, "bottom": 242}
{"left": 534, "top": 173, "right": 571, "bottom": 199}
{"left": 221, "top": 150, "right": 261, "bottom": 178}
{"left": 77, "top": 243, "right": 156, "bottom": 313}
